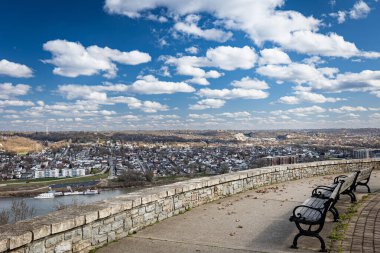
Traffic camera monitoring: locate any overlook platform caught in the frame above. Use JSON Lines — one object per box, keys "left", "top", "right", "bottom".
{"left": 99, "top": 171, "right": 380, "bottom": 253}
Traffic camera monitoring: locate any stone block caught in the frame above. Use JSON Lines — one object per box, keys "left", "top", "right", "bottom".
{"left": 28, "top": 241, "right": 45, "bottom": 253}
{"left": 141, "top": 195, "right": 152, "bottom": 204}
{"left": 107, "top": 231, "right": 116, "bottom": 242}
{"left": 82, "top": 225, "right": 92, "bottom": 240}
{"left": 0, "top": 236, "right": 8, "bottom": 252}
{"left": 166, "top": 188, "right": 175, "bottom": 196}
{"left": 51, "top": 218, "right": 76, "bottom": 234}
{"left": 85, "top": 211, "right": 98, "bottom": 224}
{"left": 98, "top": 224, "right": 111, "bottom": 235}
{"left": 45, "top": 234, "right": 64, "bottom": 248}
{"left": 8, "top": 230, "right": 32, "bottom": 250}
{"left": 55, "top": 241, "right": 72, "bottom": 253}
{"left": 145, "top": 203, "right": 155, "bottom": 213}
{"left": 72, "top": 240, "right": 91, "bottom": 252}
{"left": 98, "top": 206, "right": 113, "bottom": 219}
{"left": 111, "top": 220, "right": 123, "bottom": 231}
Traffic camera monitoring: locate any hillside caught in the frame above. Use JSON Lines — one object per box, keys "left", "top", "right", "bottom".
{"left": 0, "top": 136, "right": 43, "bottom": 154}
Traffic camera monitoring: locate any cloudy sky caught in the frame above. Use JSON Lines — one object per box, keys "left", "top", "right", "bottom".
{"left": 1, "top": 0, "right": 380, "bottom": 131}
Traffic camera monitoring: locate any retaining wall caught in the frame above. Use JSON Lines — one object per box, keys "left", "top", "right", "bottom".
{"left": 1, "top": 159, "right": 379, "bottom": 253}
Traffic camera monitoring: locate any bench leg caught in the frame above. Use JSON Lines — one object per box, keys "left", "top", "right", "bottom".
{"left": 291, "top": 232, "right": 302, "bottom": 249}
{"left": 348, "top": 191, "right": 357, "bottom": 203}
{"left": 291, "top": 232, "right": 327, "bottom": 252}
{"left": 330, "top": 206, "right": 339, "bottom": 222}
{"left": 357, "top": 180, "right": 371, "bottom": 193}
{"left": 315, "top": 234, "right": 327, "bottom": 252}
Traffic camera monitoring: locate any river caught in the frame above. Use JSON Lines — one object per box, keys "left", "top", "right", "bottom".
{"left": 0, "top": 189, "right": 128, "bottom": 220}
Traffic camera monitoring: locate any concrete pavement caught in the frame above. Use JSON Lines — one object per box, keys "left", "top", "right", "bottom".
{"left": 98, "top": 171, "right": 379, "bottom": 253}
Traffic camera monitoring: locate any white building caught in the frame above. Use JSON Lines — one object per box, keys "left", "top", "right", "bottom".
{"left": 61, "top": 168, "right": 73, "bottom": 177}
{"left": 34, "top": 170, "right": 45, "bottom": 179}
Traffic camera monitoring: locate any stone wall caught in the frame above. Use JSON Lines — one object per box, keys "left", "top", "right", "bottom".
{"left": 1, "top": 159, "right": 379, "bottom": 253}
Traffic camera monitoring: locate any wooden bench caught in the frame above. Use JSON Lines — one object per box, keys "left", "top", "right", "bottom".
{"left": 355, "top": 167, "right": 374, "bottom": 193}
{"left": 289, "top": 181, "right": 343, "bottom": 252}
{"left": 312, "top": 171, "right": 360, "bottom": 218}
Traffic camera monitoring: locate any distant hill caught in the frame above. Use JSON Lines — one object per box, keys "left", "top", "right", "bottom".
{"left": 0, "top": 136, "right": 43, "bottom": 154}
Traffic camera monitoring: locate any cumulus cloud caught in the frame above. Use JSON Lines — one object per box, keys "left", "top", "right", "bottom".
{"left": 189, "top": 98, "right": 225, "bottom": 110}
{"left": 198, "top": 88, "right": 269, "bottom": 100}
{"left": 104, "top": 0, "right": 379, "bottom": 58}
{"left": 272, "top": 105, "right": 326, "bottom": 117}
{"left": 279, "top": 91, "right": 342, "bottom": 104}
{"left": 219, "top": 111, "right": 251, "bottom": 118}
{"left": 58, "top": 83, "right": 129, "bottom": 101}
{"left": 128, "top": 75, "right": 195, "bottom": 94}
{"left": 259, "top": 48, "right": 291, "bottom": 65}
{"left": 0, "top": 100, "right": 34, "bottom": 107}
{"left": 43, "top": 39, "right": 151, "bottom": 78}
{"left": 185, "top": 46, "right": 199, "bottom": 54}
{"left": 165, "top": 45, "right": 256, "bottom": 85}
{"left": 329, "top": 106, "right": 367, "bottom": 113}
{"left": 57, "top": 83, "right": 169, "bottom": 113}
{"left": 257, "top": 60, "right": 380, "bottom": 97}
{"left": 0, "top": 59, "right": 33, "bottom": 78}
{"left": 174, "top": 14, "right": 233, "bottom": 42}
{"left": 231, "top": 77, "right": 269, "bottom": 90}
{"left": 0, "top": 83, "right": 31, "bottom": 99}
{"left": 330, "top": 1, "right": 371, "bottom": 24}
{"left": 350, "top": 0, "right": 371, "bottom": 19}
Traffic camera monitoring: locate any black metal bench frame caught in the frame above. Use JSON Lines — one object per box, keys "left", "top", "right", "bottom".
{"left": 355, "top": 167, "right": 374, "bottom": 193}
{"left": 311, "top": 171, "right": 359, "bottom": 222}
{"left": 290, "top": 181, "right": 343, "bottom": 252}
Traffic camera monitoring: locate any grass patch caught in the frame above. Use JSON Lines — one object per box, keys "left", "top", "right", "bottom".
{"left": 328, "top": 195, "right": 369, "bottom": 252}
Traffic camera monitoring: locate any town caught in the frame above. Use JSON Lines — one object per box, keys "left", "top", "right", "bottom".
{"left": 1, "top": 129, "right": 380, "bottom": 182}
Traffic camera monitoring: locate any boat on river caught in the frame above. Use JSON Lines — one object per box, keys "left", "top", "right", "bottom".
{"left": 34, "top": 192, "right": 55, "bottom": 199}
{"left": 84, "top": 189, "right": 99, "bottom": 195}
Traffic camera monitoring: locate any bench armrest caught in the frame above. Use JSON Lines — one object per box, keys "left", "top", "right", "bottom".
{"left": 334, "top": 175, "right": 347, "bottom": 183}
{"left": 312, "top": 186, "right": 334, "bottom": 197}
{"left": 290, "top": 205, "right": 323, "bottom": 222}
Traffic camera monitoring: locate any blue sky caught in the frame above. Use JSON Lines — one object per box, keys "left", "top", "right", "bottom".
{"left": 0, "top": 0, "right": 380, "bottom": 131}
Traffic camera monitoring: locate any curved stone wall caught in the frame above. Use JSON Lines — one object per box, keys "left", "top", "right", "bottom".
{"left": 0, "top": 159, "right": 379, "bottom": 253}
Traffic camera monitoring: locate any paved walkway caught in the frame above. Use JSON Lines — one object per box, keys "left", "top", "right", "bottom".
{"left": 339, "top": 192, "right": 380, "bottom": 253}
{"left": 98, "top": 171, "right": 379, "bottom": 253}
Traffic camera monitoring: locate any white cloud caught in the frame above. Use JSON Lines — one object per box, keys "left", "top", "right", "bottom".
{"left": 278, "top": 96, "right": 300, "bottom": 104}
{"left": 185, "top": 46, "right": 199, "bottom": 54}
{"left": 189, "top": 98, "right": 225, "bottom": 110}
{"left": 206, "top": 46, "right": 257, "bottom": 71}
{"left": 198, "top": 88, "right": 269, "bottom": 100}
{"left": 329, "top": 106, "right": 367, "bottom": 113}
{"left": 330, "top": 11, "right": 346, "bottom": 24}
{"left": 219, "top": 111, "right": 251, "bottom": 118}
{"left": 278, "top": 89, "right": 343, "bottom": 104}
{"left": 330, "top": 1, "right": 370, "bottom": 24}
{"left": 0, "top": 100, "right": 34, "bottom": 107}
{"left": 259, "top": 48, "right": 291, "bottom": 65}
{"left": 58, "top": 83, "right": 129, "bottom": 101}
{"left": 350, "top": 0, "right": 371, "bottom": 19}
{"left": 0, "top": 59, "right": 33, "bottom": 78}
{"left": 129, "top": 75, "right": 195, "bottom": 94}
{"left": 281, "top": 31, "right": 360, "bottom": 58}
{"left": 43, "top": 39, "right": 151, "bottom": 78}
{"left": 189, "top": 113, "right": 214, "bottom": 119}
{"left": 57, "top": 82, "right": 170, "bottom": 113}
{"left": 174, "top": 14, "right": 233, "bottom": 42}
{"left": 257, "top": 61, "right": 380, "bottom": 96}
{"left": 165, "top": 45, "right": 256, "bottom": 85}
{"left": 140, "top": 101, "right": 169, "bottom": 113}
{"left": 231, "top": 77, "right": 269, "bottom": 90}
{"left": 0, "top": 83, "right": 31, "bottom": 99}
{"left": 104, "top": 0, "right": 379, "bottom": 58}
{"left": 272, "top": 105, "right": 326, "bottom": 117}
